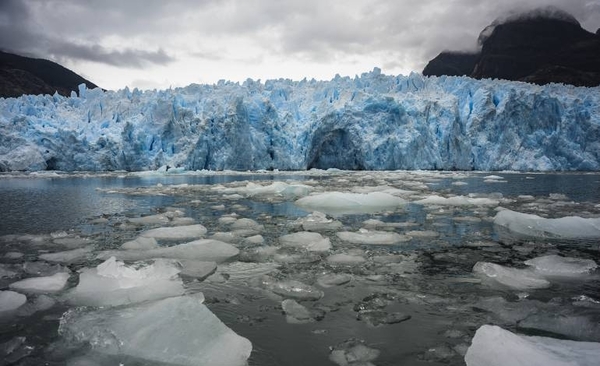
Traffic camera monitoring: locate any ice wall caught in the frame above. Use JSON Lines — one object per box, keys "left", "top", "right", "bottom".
{"left": 1, "top": 69, "right": 599, "bottom": 172}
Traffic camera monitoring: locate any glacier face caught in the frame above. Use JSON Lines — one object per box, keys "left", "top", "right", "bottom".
{"left": 0, "top": 69, "right": 599, "bottom": 172}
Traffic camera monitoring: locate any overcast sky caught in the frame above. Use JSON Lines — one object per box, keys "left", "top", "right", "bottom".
{"left": 1, "top": 0, "right": 599, "bottom": 90}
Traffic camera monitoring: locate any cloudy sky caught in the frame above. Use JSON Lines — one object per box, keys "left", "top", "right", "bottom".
{"left": 1, "top": 0, "right": 599, "bottom": 90}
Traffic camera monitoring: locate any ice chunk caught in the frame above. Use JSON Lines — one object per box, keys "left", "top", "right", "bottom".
{"left": 295, "top": 192, "right": 406, "bottom": 215}
{"left": 327, "top": 253, "right": 366, "bottom": 265}
{"left": 405, "top": 230, "right": 440, "bottom": 238}
{"left": 22, "top": 261, "right": 70, "bottom": 276}
{"left": 465, "top": 325, "right": 600, "bottom": 366}
{"left": 39, "top": 246, "right": 93, "bottom": 263}
{"left": 0, "top": 264, "right": 18, "bottom": 278}
{"left": 59, "top": 295, "right": 252, "bottom": 366}
{"left": 519, "top": 313, "right": 600, "bottom": 342}
{"left": 140, "top": 224, "right": 207, "bottom": 240}
{"left": 230, "top": 218, "right": 264, "bottom": 235}
{"left": 494, "top": 209, "right": 600, "bottom": 239}
{"left": 337, "top": 229, "right": 411, "bottom": 245}
{"left": 317, "top": 273, "right": 352, "bottom": 288}
{"left": 244, "top": 234, "right": 264, "bottom": 245}
{"left": 279, "top": 232, "right": 332, "bottom": 252}
{"left": 127, "top": 214, "right": 170, "bottom": 225}
{"left": 525, "top": 255, "right": 597, "bottom": 277}
{"left": 282, "top": 299, "right": 314, "bottom": 323}
{"left": 9, "top": 272, "right": 70, "bottom": 294}
{"left": 121, "top": 236, "right": 159, "bottom": 250}
{"left": 266, "top": 279, "right": 324, "bottom": 301}
{"left": 98, "top": 239, "right": 239, "bottom": 263}
{"left": 415, "top": 195, "right": 499, "bottom": 206}
{"left": 177, "top": 260, "right": 217, "bottom": 280}
{"left": 473, "top": 262, "right": 550, "bottom": 290}
{"left": 16, "top": 294, "right": 56, "bottom": 316}
{"left": 294, "top": 211, "right": 343, "bottom": 231}
{"left": 329, "top": 339, "right": 380, "bottom": 366}
{"left": 223, "top": 181, "right": 312, "bottom": 199}
{"left": 0, "top": 291, "right": 27, "bottom": 312}
{"left": 68, "top": 257, "right": 184, "bottom": 307}
{"left": 357, "top": 310, "right": 411, "bottom": 326}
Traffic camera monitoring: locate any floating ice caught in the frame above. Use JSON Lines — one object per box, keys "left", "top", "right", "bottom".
{"left": 127, "top": 214, "right": 170, "bottom": 225}
{"left": 295, "top": 192, "right": 406, "bottom": 215}
{"left": 293, "top": 211, "right": 343, "bottom": 231}
{"left": 266, "top": 279, "right": 324, "bottom": 301}
{"left": 140, "top": 224, "right": 207, "bottom": 240}
{"left": 9, "top": 272, "right": 70, "bottom": 294}
{"left": 329, "top": 339, "right": 380, "bottom": 366}
{"left": 494, "top": 210, "right": 600, "bottom": 239}
{"left": 0, "top": 291, "right": 27, "bottom": 312}
{"left": 39, "top": 246, "right": 93, "bottom": 263}
{"left": 59, "top": 295, "right": 252, "bottom": 366}
{"left": 337, "top": 229, "right": 411, "bottom": 245}
{"left": 279, "top": 232, "right": 332, "bottom": 252}
{"left": 68, "top": 257, "right": 184, "bottom": 306}
{"left": 465, "top": 325, "right": 600, "bottom": 366}
{"left": 525, "top": 255, "right": 597, "bottom": 277}
{"left": 0, "top": 264, "right": 18, "bottom": 278}
{"left": 317, "top": 273, "right": 352, "bottom": 288}
{"left": 282, "top": 299, "right": 314, "bottom": 323}
{"left": 177, "top": 260, "right": 217, "bottom": 280}
{"left": 473, "top": 262, "right": 550, "bottom": 290}
{"left": 16, "top": 294, "right": 56, "bottom": 317}
{"left": 415, "top": 195, "right": 499, "bottom": 206}
{"left": 98, "top": 239, "right": 239, "bottom": 263}
{"left": 221, "top": 181, "right": 312, "bottom": 199}
{"left": 327, "top": 253, "right": 366, "bottom": 265}
{"left": 519, "top": 312, "right": 600, "bottom": 342}
{"left": 120, "top": 236, "right": 159, "bottom": 250}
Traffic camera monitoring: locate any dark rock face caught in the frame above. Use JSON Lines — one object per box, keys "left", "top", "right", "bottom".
{"left": 0, "top": 51, "right": 98, "bottom": 98}
{"left": 424, "top": 9, "right": 600, "bottom": 86}
{"left": 423, "top": 52, "right": 478, "bottom": 77}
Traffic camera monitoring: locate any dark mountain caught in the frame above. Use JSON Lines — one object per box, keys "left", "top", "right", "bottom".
{"left": 423, "top": 8, "right": 600, "bottom": 86}
{"left": 0, "top": 51, "right": 99, "bottom": 98}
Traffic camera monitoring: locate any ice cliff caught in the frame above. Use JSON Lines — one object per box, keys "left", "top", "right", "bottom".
{"left": 1, "top": 69, "right": 599, "bottom": 172}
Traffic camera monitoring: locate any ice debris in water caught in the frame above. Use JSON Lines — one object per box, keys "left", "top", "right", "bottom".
{"left": 295, "top": 192, "right": 406, "bottom": 215}
{"left": 329, "top": 339, "right": 380, "bottom": 366}
{"left": 282, "top": 299, "right": 314, "bottom": 324}
{"left": 465, "top": 325, "right": 600, "bottom": 366}
{"left": 337, "top": 229, "right": 411, "bottom": 245}
{"left": 59, "top": 294, "right": 252, "bottom": 366}
{"left": 494, "top": 209, "right": 600, "bottom": 239}
{"left": 9, "top": 272, "right": 70, "bottom": 294}
{"left": 279, "top": 232, "right": 332, "bottom": 252}
{"left": 317, "top": 273, "right": 352, "bottom": 288}
{"left": 38, "top": 246, "right": 94, "bottom": 263}
{"left": 327, "top": 253, "right": 367, "bottom": 265}
{"left": 97, "top": 239, "right": 239, "bottom": 263}
{"left": 415, "top": 195, "right": 499, "bottom": 206}
{"left": 293, "top": 211, "right": 343, "bottom": 231}
{"left": 524, "top": 255, "right": 597, "bottom": 277}
{"left": 263, "top": 278, "right": 324, "bottom": 301}
{"left": 473, "top": 262, "right": 550, "bottom": 290}
{"left": 177, "top": 260, "right": 217, "bottom": 280}
{"left": 220, "top": 181, "right": 312, "bottom": 199}
{"left": 67, "top": 257, "right": 184, "bottom": 306}
{"left": 120, "top": 236, "right": 159, "bottom": 250}
{"left": 140, "top": 224, "right": 207, "bottom": 240}
{"left": 0, "top": 291, "right": 27, "bottom": 313}
{"left": 127, "top": 213, "right": 170, "bottom": 225}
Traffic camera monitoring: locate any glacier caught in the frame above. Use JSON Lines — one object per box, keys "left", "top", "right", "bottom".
{"left": 1, "top": 68, "right": 599, "bottom": 172}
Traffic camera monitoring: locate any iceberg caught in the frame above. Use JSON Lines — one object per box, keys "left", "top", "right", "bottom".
{"left": 494, "top": 210, "right": 600, "bottom": 240}
{"left": 465, "top": 325, "right": 600, "bottom": 366}
{"left": 295, "top": 192, "right": 406, "bottom": 215}
{"left": 67, "top": 257, "right": 185, "bottom": 306}
{"left": 59, "top": 294, "right": 252, "bottom": 366}
{"left": 0, "top": 72, "right": 599, "bottom": 172}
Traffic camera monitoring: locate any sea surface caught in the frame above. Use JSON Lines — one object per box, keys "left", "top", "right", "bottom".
{"left": 0, "top": 170, "right": 599, "bottom": 365}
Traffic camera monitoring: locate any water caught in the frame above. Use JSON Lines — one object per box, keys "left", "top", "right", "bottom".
{"left": 0, "top": 170, "right": 599, "bottom": 365}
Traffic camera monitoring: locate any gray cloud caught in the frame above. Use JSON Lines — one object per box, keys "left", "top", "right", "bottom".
{"left": 0, "top": 0, "right": 176, "bottom": 67}
{"left": 1, "top": 0, "right": 599, "bottom": 76}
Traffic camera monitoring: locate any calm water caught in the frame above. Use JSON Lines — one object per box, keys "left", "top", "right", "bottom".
{"left": 0, "top": 170, "right": 599, "bottom": 366}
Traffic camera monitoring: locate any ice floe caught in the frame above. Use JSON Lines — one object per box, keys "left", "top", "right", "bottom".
{"left": 524, "top": 255, "right": 597, "bottom": 277}
{"left": 140, "top": 224, "right": 207, "bottom": 241}
{"left": 282, "top": 299, "right": 314, "bottom": 323}
{"left": 9, "top": 272, "right": 70, "bottom": 294}
{"left": 473, "top": 262, "right": 550, "bottom": 290}
{"left": 59, "top": 294, "right": 252, "bottom": 366}
{"left": 38, "top": 246, "right": 94, "bottom": 263}
{"left": 292, "top": 211, "right": 343, "bottom": 231}
{"left": 68, "top": 257, "right": 184, "bottom": 306}
{"left": 0, "top": 291, "right": 27, "bottom": 313}
{"left": 98, "top": 239, "right": 239, "bottom": 263}
{"left": 415, "top": 195, "right": 499, "bottom": 206}
{"left": 279, "top": 232, "right": 332, "bottom": 252}
{"left": 337, "top": 229, "right": 411, "bottom": 245}
{"left": 295, "top": 192, "right": 406, "bottom": 215}
{"left": 465, "top": 325, "right": 600, "bottom": 366}
{"left": 121, "top": 236, "right": 159, "bottom": 250}
{"left": 494, "top": 209, "right": 600, "bottom": 239}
